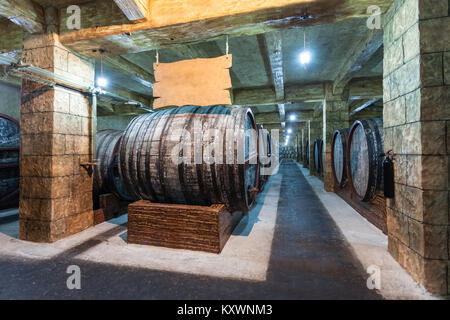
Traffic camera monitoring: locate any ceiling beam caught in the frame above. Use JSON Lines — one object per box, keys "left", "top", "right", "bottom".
{"left": 255, "top": 110, "right": 313, "bottom": 124}
{"left": 97, "top": 101, "right": 149, "bottom": 116}
{"left": 350, "top": 108, "right": 383, "bottom": 120}
{"left": 101, "top": 55, "right": 155, "bottom": 87}
{"left": 7, "top": 47, "right": 156, "bottom": 89}
{"left": 262, "top": 31, "right": 285, "bottom": 127}
{"left": 350, "top": 98, "right": 381, "bottom": 116}
{"left": 58, "top": 0, "right": 394, "bottom": 57}
{"left": 233, "top": 83, "right": 325, "bottom": 106}
{"left": 105, "top": 85, "right": 153, "bottom": 110}
{"left": 0, "top": 0, "right": 45, "bottom": 34}
{"left": 348, "top": 77, "right": 383, "bottom": 99}
{"left": 333, "top": 28, "right": 383, "bottom": 94}
{"left": 263, "top": 31, "right": 284, "bottom": 101}
{"left": 113, "top": 0, "right": 149, "bottom": 21}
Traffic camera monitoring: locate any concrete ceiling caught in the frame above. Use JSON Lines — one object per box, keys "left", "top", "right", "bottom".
{"left": 105, "top": 17, "right": 383, "bottom": 120}
{"left": 121, "top": 18, "right": 382, "bottom": 89}
{"left": 0, "top": 1, "right": 385, "bottom": 124}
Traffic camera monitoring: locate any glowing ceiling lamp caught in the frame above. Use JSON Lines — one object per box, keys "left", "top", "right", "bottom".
{"left": 96, "top": 54, "right": 108, "bottom": 88}
{"left": 299, "top": 30, "right": 312, "bottom": 66}
{"left": 299, "top": 50, "right": 311, "bottom": 65}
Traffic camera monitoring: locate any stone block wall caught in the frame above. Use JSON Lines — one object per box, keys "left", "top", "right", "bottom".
{"left": 383, "top": 0, "right": 449, "bottom": 294}
{"left": 19, "top": 33, "right": 95, "bottom": 242}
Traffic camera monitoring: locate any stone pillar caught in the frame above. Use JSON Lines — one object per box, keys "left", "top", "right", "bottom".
{"left": 323, "top": 85, "right": 350, "bottom": 192}
{"left": 383, "top": 0, "right": 449, "bottom": 295}
{"left": 19, "top": 32, "right": 95, "bottom": 242}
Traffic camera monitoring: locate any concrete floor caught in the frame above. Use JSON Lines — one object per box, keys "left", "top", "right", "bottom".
{"left": 0, "top": 160, "right": 437, "bottom": 299}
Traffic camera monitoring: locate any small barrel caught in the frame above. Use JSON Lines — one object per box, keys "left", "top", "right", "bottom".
{"left": 119, "top": 106, "right": 260, "bottom": 213}
{"left": 94, "top": 130, "right": 131, "bottom": 201}
{"left": 347, "top": 117, "right": 384, "bottom": 202}
{"left": 331, "top": 128, "right": 350, "bottom": 188}
{"left": 0, "top": 113, "right": 20, "bottom": 209}
{"left": 314, "top": 139, "right": 323, "bottom": 174}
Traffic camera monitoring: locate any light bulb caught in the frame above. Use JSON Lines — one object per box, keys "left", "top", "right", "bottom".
{"left": 299, "top": 50, "right": 311, "bottom": 64}
{"left": 287, "top": 128, "right": 293, "bottom": 134}
{"left": 289, "top": 114, "right": 297, "bottom": 121}
{"left": 97, "top": 77, "right": 108, "bottom": 88}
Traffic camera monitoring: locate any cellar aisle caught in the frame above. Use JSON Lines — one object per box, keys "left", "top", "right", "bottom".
{"left": 0, "top": 161, "right": 432, "bottom": 299}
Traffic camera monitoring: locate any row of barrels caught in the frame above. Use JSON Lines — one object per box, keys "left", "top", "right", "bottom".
{"left": 298, "top": 139, "right": 323, "bottom": 174}
{"left": 313, "top": 139, "right": 323, "bottom": 175}
{"left": 280, "top": 146, "right": 297, "bottom": 159}
{"left": 332, "top": 117, "right": 384, "bottom": 202}
{"left": 95, "top": 106, "right": 275, "bottom": 213}
{"left": 0, "top": 114, "right": 20, "bottom": 210}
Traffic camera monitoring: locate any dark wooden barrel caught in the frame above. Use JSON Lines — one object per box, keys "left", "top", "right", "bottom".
{"left": 94, "top": 130, "right": 132, "bottom": 201}
{"left": 331, "top": 128, "right": 350, "bottom": 188}
{"left": 314, "top": 139, "right": 323, "bottom": 174}
{"left": 305, "top": 139, "right": 309, "bottom": 165}
{"left": 119, "top": 105, "right": 260, "bottom": 213}
{"left": 347, "top": 117, "right": 384, "bottom": 202}
{"left": 0, "top": 114, "right": 20, "bottom": 209}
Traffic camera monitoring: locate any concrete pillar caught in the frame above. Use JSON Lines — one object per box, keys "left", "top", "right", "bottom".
{"left": 19, "top": 32, "right": 95, "bottom": 242}
{"left": 323, "top": 85, "right": 350, "bottom": 192}
{"left": 383, "top": 0, "right": 449, "bottom": 295}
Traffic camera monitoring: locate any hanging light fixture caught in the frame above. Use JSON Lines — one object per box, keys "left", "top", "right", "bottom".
{"left": 299, "top": 29, "right": 312, "bottom": 65}
{"left": 96, "top": 53, "right": 108, "bottom": 88}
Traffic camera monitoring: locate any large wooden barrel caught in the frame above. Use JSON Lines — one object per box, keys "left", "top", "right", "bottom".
{"left": 0, "top": 114, "right": 20, "bottom": 209}
{"left": 94, "top": 130, "right": 132, "bottom": 201}
{"left": 119, "top": 106, "right": 260, "bottom": 213}
{"left": 314, "top": 139, "right": 323, "bottom": 174}
{"left": 347, "top": 117, "right": 384, "bottom": 202}
{"left": 305, "top": 139, "right": 309, "bottom": 165}
{"left": 331, "top": 128, "right": 350, "bottom": 188}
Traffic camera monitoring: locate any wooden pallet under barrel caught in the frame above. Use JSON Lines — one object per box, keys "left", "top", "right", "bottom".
{"left": 127, "top": 201, "right": 244, "bottom": 254}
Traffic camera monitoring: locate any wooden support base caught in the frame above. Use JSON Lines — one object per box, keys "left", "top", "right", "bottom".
{"left": 127, "top": 201, "right": 244, "bottom": 254}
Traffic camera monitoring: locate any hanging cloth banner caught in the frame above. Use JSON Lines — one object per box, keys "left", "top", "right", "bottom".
{"left": 153, "top": 55, "right": 233, "bottom": 109}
